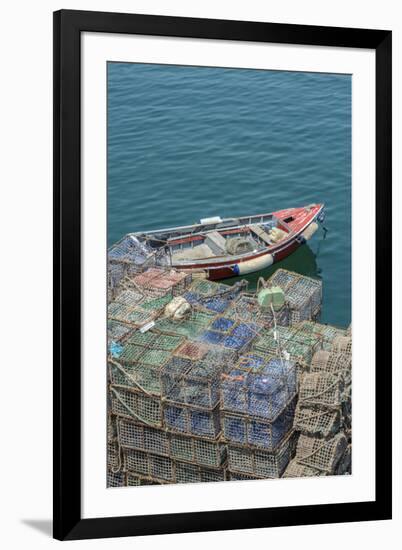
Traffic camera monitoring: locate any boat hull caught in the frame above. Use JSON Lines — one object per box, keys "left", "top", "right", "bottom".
{"left": 177, "top": 237, "right": 302, "bottom": 281}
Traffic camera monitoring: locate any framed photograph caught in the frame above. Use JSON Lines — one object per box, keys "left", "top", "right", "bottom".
{"left": 53, "top": 9, "right": 392, "bottom": 541}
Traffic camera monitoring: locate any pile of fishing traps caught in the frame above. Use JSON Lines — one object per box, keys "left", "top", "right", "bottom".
{"left": 106, "top": 263, "right": 351, "bottom": 487}
{"left": 283, "top": 329, "right": 352, "bottom": 477}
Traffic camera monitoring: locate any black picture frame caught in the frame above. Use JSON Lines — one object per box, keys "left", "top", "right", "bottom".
{"left": 53, "top": 9, "right": 392, "bottom": 541}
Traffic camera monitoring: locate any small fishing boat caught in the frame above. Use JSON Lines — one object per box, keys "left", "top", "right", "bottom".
{"left": 125, "top": 204, "right": 325, "bottom": 281}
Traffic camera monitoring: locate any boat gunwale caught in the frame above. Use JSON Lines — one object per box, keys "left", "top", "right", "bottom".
{"left": 129, "top": 204, "right": 322, "bottom": 240}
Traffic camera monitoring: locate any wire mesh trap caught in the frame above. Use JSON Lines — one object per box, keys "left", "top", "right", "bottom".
{"left": 107, "top": 441, "right": 121, "bottom": 472}
{"left": 335, "top": 444, "right": 352, "bottom": 475}
{"left": 227, "top": 471, "right": 264, "bottom": 482}
{"left": 123, "top": 447, "right": 176, "bottom": 482}
{"left": 331, "top": 335, "right": 352, "bottom": 356}
{"left": 225, "top": 294, "right": 290, "bottom": 327}
{"left": 310, "top": 350, "right": 352, "bottom": 385}
{"left": 282, "top": 458, "right": 324, "bottom": 478}
{"left": 109, "top": 385, "right": 163, "bottom": 428}
{"left": 298, "top": 372, "right": 344, "bottom": 409}
{"left": 122, "top": 447, "right": 225, "bottom": 484}
{"left": 295, "top": 320, "right": 347, "bottom": 350}
{"left": 174, "top": 462, "right": 226, "bottom": 484}
{"left": 163, "top": 402, "right": 221, "bottom": 439}
{"left": 221, "top": 395, "right": 297, "bottom": 450}
{"left": 221, "top": 355, "right": 297, "bottom": 420}
{"left": 117, "top": 418, "right": 225, "bottom": 468}
{"left": 227, "top": 431, "right": 296, "bottom": 478}
{"left": 267, "top": 269, "right": 322, "bottom": 324}
{"left": 293, "top": 404, "right": 341, "bottom": 438}
{"left": 107, "top": 469, "right": 126, "bottom": 488}
{"left": 295, "top": 432, "right": 348, "bottom": 474}
{"left": 161, "top": 355, "right": 222, "bottom": 410}
{"left": 126, "top": 472, "right": 166, "bottom": 486}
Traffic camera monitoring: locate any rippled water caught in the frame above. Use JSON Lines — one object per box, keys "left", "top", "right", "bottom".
{"left": 108, "top": 63, "right": 351, "bottom": 327}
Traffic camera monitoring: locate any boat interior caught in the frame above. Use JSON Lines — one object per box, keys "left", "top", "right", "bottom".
{"left": 136, "top": 213, "right": 295, "bottom": 264}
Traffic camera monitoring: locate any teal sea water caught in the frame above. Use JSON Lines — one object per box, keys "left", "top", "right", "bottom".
{"left": 108, "top": 63, "right": 351, "bottom": 327}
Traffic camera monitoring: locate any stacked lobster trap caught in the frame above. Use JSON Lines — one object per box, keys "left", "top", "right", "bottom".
{"left": 220, "top": 351, "right": 298, "bottom": 479}
{"left": 266, "top": 269, "right": 322, "bottom": 324}
{"left": 106, "top": 262, "right": 351, "bottom": 487}
{"left": 108, "top": 333, "right": 229, "bottom": 485}
{"left": 249, "top": 325, "right": 322, "bottom": 385}
{"left": 284, "top": 333, "right": 352, "bottom": 478}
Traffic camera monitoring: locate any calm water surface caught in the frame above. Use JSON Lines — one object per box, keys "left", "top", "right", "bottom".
{"left": 108, "top": 63, "right": 351, "bottom": 327}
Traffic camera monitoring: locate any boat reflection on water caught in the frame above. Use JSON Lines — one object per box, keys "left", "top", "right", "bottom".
{"left": 223, "top": 242, "right": 320, "bottom": 292}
